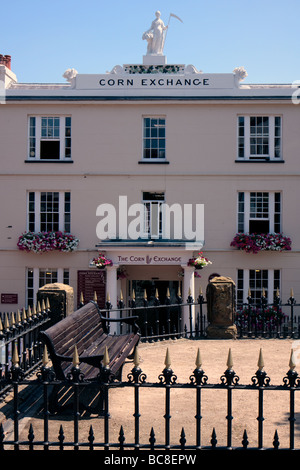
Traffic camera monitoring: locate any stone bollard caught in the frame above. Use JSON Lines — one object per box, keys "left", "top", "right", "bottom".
{"left": 37, "top": 283, "right": 74, "bottom": 326}
{"left": 206, "top": 276, "right": 237, "bottom": 339}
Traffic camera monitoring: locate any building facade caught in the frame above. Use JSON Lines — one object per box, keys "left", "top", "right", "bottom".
{"left": 0, "top": 38, "right": 299, "bottom": 322}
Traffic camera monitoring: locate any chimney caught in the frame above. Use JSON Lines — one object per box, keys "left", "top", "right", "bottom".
{"left": 0, "top": 55, "right": 11, "bottom": 70}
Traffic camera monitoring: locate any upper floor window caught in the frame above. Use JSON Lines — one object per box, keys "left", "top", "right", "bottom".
{"left": 238, "top": 191, "right": 281, "bottom": 233}
{"left": 237, "top": 116, "right": 281, "bottom": 161}
{"left": 143, "top": 117, "right": 166, "bottom": 160}
{"left": 28, "top": 191, "right": 71, "bottom": 232}
{"left": 28, "top": 116, "right": 71, "bottom": 160}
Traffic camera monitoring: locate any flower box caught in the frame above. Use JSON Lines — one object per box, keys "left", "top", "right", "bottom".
{"left": 17, "top": 231, "right": 79, "bottom": 253}
{"left": 230, "top": 233, "right": 291, "bottom": 254}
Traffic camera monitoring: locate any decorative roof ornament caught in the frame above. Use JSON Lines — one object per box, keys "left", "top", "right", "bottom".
{"left": 142, "top": 11, "right": 183, "bottom": 65}
{"left": 143, "top": 11, "right": 168, "bottom": 56}
{"left": 233, "top": 66, "right": 248, "bottom": 82}
{"left": 63, "top": 68, "right": 78, "bottom": 82}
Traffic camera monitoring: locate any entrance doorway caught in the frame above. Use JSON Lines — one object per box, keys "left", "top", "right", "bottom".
{"left": 131, "top": 280, "right": 180, "bottom": 305}
{"left": 130, "top": 280, "right": 181, "bottom": 337}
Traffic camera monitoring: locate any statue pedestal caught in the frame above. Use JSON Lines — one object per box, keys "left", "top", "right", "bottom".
{"left": 206, "top": 276, "right": 237, "bottom": 339}
{"left": 143, "top": 54, "right": 167, "bottom": 66}
{"left": 206, "top": 324, "right": 237, "bottom": 339}
{"left": 37, "top": 283, "right": 74, "bottom": 326}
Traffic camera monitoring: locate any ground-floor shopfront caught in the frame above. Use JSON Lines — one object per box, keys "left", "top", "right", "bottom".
{"left": 0, "top": 247, "right": 298, "bottom": 325}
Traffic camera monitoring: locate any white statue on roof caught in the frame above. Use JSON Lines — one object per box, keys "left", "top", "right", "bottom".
{"left": 142, "top": 11, "right": 168, "bottom": 55}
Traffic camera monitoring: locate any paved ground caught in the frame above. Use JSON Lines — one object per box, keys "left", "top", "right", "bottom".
{"left": 1, "top": 337, "right": 300, "bottom": 450}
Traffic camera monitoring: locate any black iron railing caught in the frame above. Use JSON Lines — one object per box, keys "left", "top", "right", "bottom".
{"left": 86, "top": 290, "right": 300, "bottom": 341}
{"left": 0, "top": 301, "right": 51, "bottom": 395}
{"left": 0, "top": 345, "right": 300, "bottom": 451}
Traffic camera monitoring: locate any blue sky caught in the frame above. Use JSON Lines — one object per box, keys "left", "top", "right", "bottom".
{"left": 2, "top": 0, "right": 300, "bottom": 84}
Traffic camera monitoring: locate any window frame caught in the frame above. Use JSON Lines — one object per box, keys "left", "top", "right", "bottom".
{"left": 237, "top": 269, "right": 280, "bottom": 306}
{"left": 28, "top": 115, "right": 72, "bottom": 161}
{"left": 237, "top": 115, "right": 282, "bottom": 161}
{"left": 27, "top": 191, "right": 71, "bottom": 233}
{"left": 237, "top": 191, "right": 281, "bottom": 234}
{"left": 142, "top": 116, "right": 166, "bottom": 161}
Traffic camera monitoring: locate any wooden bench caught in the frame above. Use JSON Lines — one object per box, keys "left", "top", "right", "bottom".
{"left": 38, "top": 301, "right": 140, "bottom": 412}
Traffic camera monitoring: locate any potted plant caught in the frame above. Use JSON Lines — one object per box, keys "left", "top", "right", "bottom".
{"left": 91, "top": 253, "right": 113, "bottom": 269}
{"left": 187, "top": 252, "right": 212, "bottom": 269}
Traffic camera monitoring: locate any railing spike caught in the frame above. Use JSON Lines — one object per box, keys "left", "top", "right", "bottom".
{"left": 16, "top": 309, "right": 21, "bottom": 323}
{"left": 93, "top": 291, "right": 97, "bottom": 302}
{"left": 180, "top": 427, "right": 186, "bottom": 449}
{"left": 42, "top": 345, "right": 49, "bottom": 367}
{"left": 88, "top": 425, "right": 95, "bottom": 449}
{"left": 134, "top": 347, "right": 140, "bottom": 367}
{"left": 242, "top": 429, "right": 249, "bottom": 448}
{"left": 289, "top": 349, "right": 296, "bottom": 370}
{"left": 73, "top": 345, "right": 80, "bottom": 367}
{"left": 4, "top": 313, "right": 10, "bottom": 330}
{"left": 103, "top": 346, "right": 110, "bottom": 367}
{"left": 195, "top": 348, "right": 202, "bottom": 368}
{"left": 12, "top": 343, "right": 19, "bottom": 366}
{"left": 227, "top": 348, "right": 233, "bottom": 369}
{"left": 257, "top": 348, "right": 264, "bottom": 370}
{"left": 22, "top": 307, "right": 27, "bottom": 321}
{"left": 149, "top": 427, "right": 156, "bottom": 449}
{"left": 119, "top": 425, "right": 125, "bottom": 449}
{"left": 164, "top": 348, "right": 171, "bottom": 369}
{"left": 273, "top": 430, "right": 280, "bottom": 449}
{"left": 211, "top": 427, "right": 217, "bottom": 448}
{"left": 10, "top": 312, "right": 15, "bottom": 327}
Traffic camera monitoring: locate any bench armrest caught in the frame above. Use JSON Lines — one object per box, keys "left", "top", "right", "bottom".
{"left": 100, "top": 314, "right": 140, "bottom": 334}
